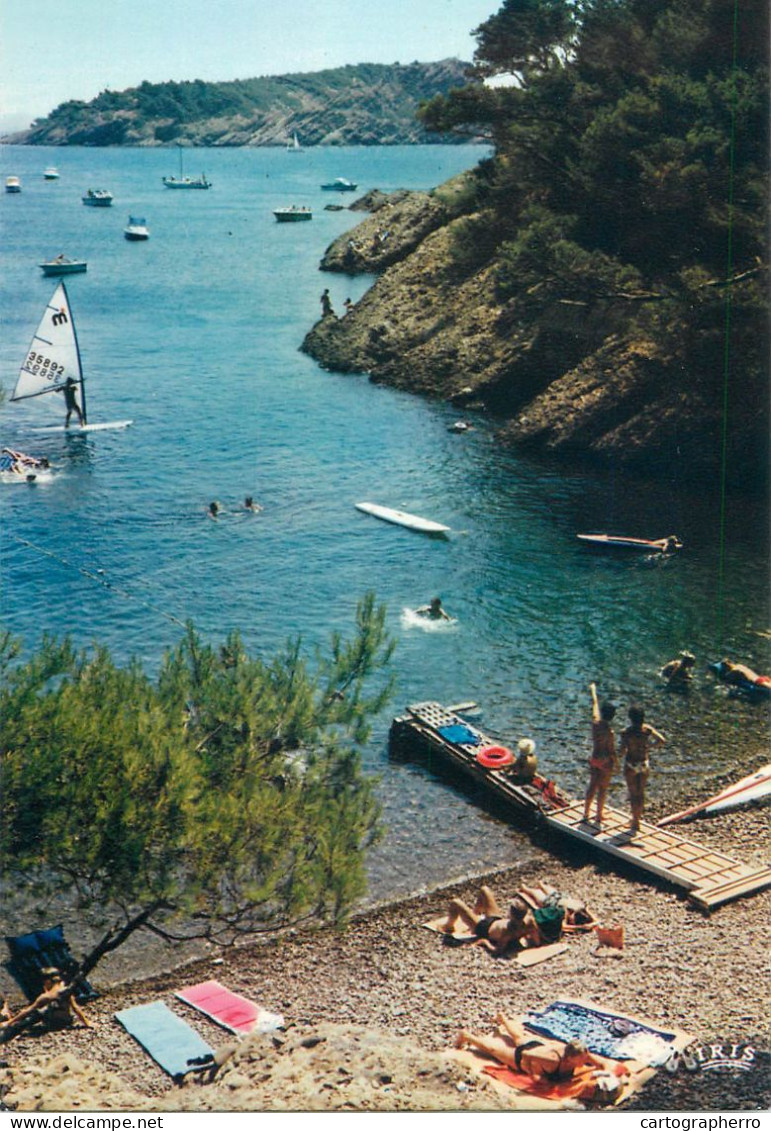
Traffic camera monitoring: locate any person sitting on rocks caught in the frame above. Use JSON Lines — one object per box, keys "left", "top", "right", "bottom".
{"left": 3, "top": 968, "right": 94, "bottom": 1032}
{"left": 456, "top": 1013, "right": 626, "bottom": 1101}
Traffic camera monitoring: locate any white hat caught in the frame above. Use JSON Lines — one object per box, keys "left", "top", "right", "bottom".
{"left": 518, "top": 738, "right": 536, "bottom": 755}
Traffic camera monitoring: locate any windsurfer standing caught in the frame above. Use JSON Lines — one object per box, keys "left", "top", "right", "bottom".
{"left": 60, "top": 376, "right": 84, "bottom": 427}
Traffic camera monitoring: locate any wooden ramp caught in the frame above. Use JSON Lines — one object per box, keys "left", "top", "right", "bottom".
{"left": 544, "top": 801, "right": 771, "bottom": 910}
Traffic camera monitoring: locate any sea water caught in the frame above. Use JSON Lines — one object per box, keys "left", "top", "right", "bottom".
{"left": 1, "top": 144, "right": 769, "bottom": 903}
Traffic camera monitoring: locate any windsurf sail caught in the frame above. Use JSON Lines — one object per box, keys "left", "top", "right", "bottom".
{"left": 11, "top": 282, "right": 86, "bottom": 424}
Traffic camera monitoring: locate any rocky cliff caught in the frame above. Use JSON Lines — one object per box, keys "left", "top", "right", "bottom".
{"left": 303, "top": 183, "right": 769, "bottom": 487}
{"left": 6, "top": 61, "right": 471, "bottom": 147}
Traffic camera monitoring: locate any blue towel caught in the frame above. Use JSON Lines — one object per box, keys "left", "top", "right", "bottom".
{"left": 115, "top": 1001, "right": 214, "bottom": 1078}
{"left": 437, "top": 723, "right": 481, "bottom": 746}
{"left": 524, "top": 1001, "right": 677, "bottom": 1062}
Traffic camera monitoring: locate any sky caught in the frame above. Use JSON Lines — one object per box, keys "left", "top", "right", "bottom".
{"left": 0, "top": 0, "right": 498, "bottom": 133}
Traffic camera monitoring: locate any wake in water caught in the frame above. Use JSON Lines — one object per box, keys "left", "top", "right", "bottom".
{"left": 401, "top": 607, "right": 458, "bottom": 632}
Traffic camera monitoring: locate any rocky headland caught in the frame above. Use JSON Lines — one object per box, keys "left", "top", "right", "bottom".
{"left": 302, "top": 182, "right": 768, "bottom": 487}
{"left": 4, "top": 61, "right": 472, "bottom": 147}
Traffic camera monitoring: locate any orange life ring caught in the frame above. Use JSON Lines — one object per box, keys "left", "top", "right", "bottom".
{"left": 476, "top": 744, "right": 514, "bottom": 769}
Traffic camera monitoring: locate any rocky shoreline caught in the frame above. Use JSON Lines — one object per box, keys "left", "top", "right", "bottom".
{"left": 3, "top": 792, "right": 768, "bottom": 1113}
{"left": 302, "top": 186, "right": 768, "bottom": 488}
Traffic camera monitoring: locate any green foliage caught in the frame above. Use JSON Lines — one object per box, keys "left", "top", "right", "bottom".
{"left": 472, "top": 0, "right": 578, "bottom": 81}
{"left": 423, "top": 0, "right": 767, "bottom": 338}
{"left": 0, "top": 596, "right": 393, "bottom": 963}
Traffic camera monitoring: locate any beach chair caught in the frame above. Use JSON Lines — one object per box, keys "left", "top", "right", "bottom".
{"left": 5, "top": 925, "right": 98, "bottom": 1004}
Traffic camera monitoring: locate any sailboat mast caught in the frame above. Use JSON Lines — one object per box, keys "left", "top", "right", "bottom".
{"left": 62, "top": 281, "right": 87, "bottom": 425}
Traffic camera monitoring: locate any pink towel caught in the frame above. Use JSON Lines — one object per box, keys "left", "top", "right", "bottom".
{"left": 176, "top": 979, "right": 283, "bottom": 1035}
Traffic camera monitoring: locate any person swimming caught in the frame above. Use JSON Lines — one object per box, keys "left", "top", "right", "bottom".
{"left": 415, "top": 597, "right": 452, "bottom": 621}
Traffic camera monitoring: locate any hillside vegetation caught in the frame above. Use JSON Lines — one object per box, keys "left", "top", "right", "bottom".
{"left": 304, "top": 0, "right": 769, "bottom": 486}
{"left": 7, "top": 61, "right": 472, "bottom": 147}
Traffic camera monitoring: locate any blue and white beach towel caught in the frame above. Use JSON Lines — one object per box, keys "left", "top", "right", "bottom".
{"left": 525, "top": 1000, "right": 678, "bottom": 1065}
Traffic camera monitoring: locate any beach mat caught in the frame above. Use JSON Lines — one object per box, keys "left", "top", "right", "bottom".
{"left": 115, "top": 1001, "right": 215, "bottom": 1078}
{"left": 176, "top": 980, "right": 284, "bottom": 1035}
{"left": 523, "top": 998, "right": 684, "bottom": 1065}
{"left": 422, "top": 919, "right": 567, "bottom": 966}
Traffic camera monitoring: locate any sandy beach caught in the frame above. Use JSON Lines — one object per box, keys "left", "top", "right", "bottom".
{"left": 2, "top": 790, "right": 768, "bottom": 1114}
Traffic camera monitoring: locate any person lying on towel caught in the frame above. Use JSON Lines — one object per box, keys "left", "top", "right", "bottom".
{"left": 444, "top": 885, "right": 565, "bottom": 955}
{"left": 456, "top": 1012, "right": 628, "bottom": 1102}
{"left": 516, "top": 881, "right": 598, "bottom": 932}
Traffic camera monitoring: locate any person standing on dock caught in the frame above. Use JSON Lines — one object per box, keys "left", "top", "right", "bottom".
{"left": 583, "top": 684, "right": 617, "bottom": 827}
{"left": 620, "top": 705, "right": 665, "bottom": 832}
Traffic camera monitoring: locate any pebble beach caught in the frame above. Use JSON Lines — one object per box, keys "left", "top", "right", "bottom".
{"left": 3, "top": 789, "right": 768, "bottom": 1114}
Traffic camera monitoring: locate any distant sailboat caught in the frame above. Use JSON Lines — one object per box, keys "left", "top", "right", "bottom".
{"left": 11, "top": 282, "right": 133, "bottom": 433}
{"left": 163, "top": 145, "right": 211, "bottom": 189}
{"left": 286, "top": 132, "right": 303, "bottom": 153}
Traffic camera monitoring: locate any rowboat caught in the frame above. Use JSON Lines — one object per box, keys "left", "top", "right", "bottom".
{"left": 658, "top": 765, "right": 771, "bottom": 826}
{"left": 577, "top": 533, "right": 682, "bottom": 553}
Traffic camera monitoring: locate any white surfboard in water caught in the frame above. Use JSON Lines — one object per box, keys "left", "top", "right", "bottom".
{"left": 355, "top": 501, "right": 450, "bottom": 534}
{"left": 11, "top": 282, "right": 133, "bottom": 432}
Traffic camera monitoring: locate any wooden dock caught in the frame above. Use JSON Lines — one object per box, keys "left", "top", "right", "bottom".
{"left": 391, "top": 701, "right": 771, "bottom": 911}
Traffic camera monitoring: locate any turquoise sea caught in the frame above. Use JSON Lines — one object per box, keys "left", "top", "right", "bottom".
{"left": 1, "top": 144, "right": 769, "bottom": 901}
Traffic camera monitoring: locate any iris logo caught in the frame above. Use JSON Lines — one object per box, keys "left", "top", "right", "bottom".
{"left": 52, "top": 306, "right": 68, "bottom": 327}
{"left": 667, "top": 1043, "right": 756, "bottom": 1074}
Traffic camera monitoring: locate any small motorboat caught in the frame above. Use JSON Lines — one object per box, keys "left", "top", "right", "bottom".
{"left": 39, "top": 255, "right": 87, "bottom": 276}
{"left": 43, "top": 167, "right": 60, "bottom": 180}
{"left": 124, "top": 216, "right": 150, "bottom": 241}
{"left": 82, "top": 188, "right": 114, "bottom": 207}
{"left": 321, "top": 178, "right": 358, "bottom": 192}
{"left": 577, "top": 533, "right": 683, "bottom": 553}
{"left": 273, "top": 206, "right": 312, "bottom": 222}
{"left": 5, "top": 176, "right": 22, "bottom": 193}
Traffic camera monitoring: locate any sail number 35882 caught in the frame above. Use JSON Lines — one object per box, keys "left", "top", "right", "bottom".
{"left": 25, "top": 352, "right": 66, "bottom": 381}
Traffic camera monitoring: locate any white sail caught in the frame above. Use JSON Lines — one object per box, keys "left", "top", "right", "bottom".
{"left": 12, "top": 282, "right": 85, "bottom": 421}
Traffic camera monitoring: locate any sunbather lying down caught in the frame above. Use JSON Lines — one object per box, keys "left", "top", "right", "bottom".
{"left": 443, "top": 883, "right": 596, "bottom": 956}
{"left": 456, "top": 1012, "right": 629, "bottom": 1103}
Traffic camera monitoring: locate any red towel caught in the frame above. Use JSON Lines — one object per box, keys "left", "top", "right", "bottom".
{"left": 176, "top": 979, "right": 282, "bottom": 1035}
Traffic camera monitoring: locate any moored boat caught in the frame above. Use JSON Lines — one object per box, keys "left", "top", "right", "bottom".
{"left": 39, "top": 255, "right": 87, "bottom": 276}
{"left": 5, "top": 176, "right": 22, "bottom": 193}
{"left": 162, "top": 173, "right": 211, "bottom": 190}
{"left": 43, "top": 167, "right": 60, "bottom": 180}
{"left": 321, "top": 177, "right": 358, "bottom": 192}
{"left": 273, "top": 206, "right": 312, "bottom": 222}
{"left": 124, "top": 216, "right": 150, "bottom": 240}
{"left": 163, "top": 145, "right": 211, "bottom": 189}
{"left": 82, "top": 188, "right": 113, "bottom": 207}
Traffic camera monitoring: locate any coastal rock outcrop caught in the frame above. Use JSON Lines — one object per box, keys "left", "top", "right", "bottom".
{"left": 302, "top": 184, "right": 768, "bottom": 485}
